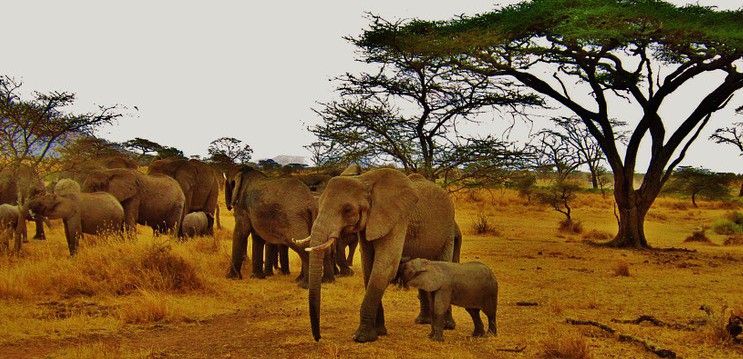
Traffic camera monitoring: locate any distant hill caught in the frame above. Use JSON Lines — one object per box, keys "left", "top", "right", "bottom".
{"left": 272, "top": 155, "right": 306, "bottom": 166}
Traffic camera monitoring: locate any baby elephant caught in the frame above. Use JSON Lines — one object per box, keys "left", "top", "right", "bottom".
{"left": 0, "top": 204, "right": 26, "bottom": 252}
{"left": 26, "top": 189, "right": 124, "bottom": 256}
{"left": 181, "top": 211, "right": 211, "bottom": 238}
{"left": 398, "top": 258, "right": 498, "bottom": 342}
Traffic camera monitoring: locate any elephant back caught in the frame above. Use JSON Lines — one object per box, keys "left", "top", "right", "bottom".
{"left": 402, "top": 175, "right": 457, "bottom": 261}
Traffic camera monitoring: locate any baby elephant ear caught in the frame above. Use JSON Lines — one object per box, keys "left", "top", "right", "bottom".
{"left": 363, "top": 169, "right": 419, "bottom": 241}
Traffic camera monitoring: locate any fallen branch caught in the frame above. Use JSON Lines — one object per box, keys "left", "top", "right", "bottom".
{"left": 495, "top": 346, "right": 526, "bottom": 353}
{"left": 515, "top": 301, "right": 539, "bottom": 307}
{"left": 611, "top": 315, "right": 696, "bottom": 331}
{"left": 566, "top": 318, "right": 677, "bottom": 358}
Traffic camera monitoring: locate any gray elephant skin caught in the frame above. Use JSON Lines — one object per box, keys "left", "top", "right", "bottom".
{"left": 182, "top": 211, "right": 210, "bottom": 238}
{"left": 82, "top": 168, "right": 185, "bottom": 236}
{"left": 0, "top": 164, "right": 46, "bottom": 240}
{"left": 26, "top": 182, "right": 125, "bottom": 255}
{"left": 0, "top": 204, "right": 25, "bottom": 252}
{"left": 302, "top": 168, "right": 462, "bottom": 342}
{"left": 148, "top": 158, "right": 221, "bottom": 236}
{"left": 225, "top": 167, "right": 333, "bottom": 286}
{"left": 398, "top": 258, "right": 498, "bottom": 341}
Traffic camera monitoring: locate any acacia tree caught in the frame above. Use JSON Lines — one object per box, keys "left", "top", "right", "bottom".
{"left": 207, "top": 137, "right": 253, "bottom": 165}
{"left": 363, "top": 0, "right": 743, "bottom": 248}
{"left": 710, "top": 108, "right": 742, "bottom": 196}
{"left": 663, "top": 166, "right": 734, "bottom": 207}
{"left": 122, "top": 137, "right": 163, "bottom": 157}
{"left": 0, "top": 75, "right": 122, "bottom": 172}
{"left": 310, "top": 15, "right": 541, "bottom": 180}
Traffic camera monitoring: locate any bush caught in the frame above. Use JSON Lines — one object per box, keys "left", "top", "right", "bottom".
{"left": 684, "top": 228, "right": 712, "bottom": 243}
{"left": 472, "top": 212, "right": 498, "bottom": 236}
{"left": 712, "top": 211, "right": 743, "bottom": 235}
{"left": 540, "top": 332, "right": 592, "bottom": 359}
{"left": 612, "top": 261, "right": 630, "bottom": 277}
{"left": 581, "top": 229, "right": 612, "bottom": 241}
{"left": 558, "top": 219, "right": 583, "bottom": 234}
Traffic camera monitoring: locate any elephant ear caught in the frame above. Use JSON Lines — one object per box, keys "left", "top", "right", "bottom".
{"left": 406, "top": 259, "right": 441, "bottom": 292}
{"left": 230, "top": 172, "right": 243, "bottom": 208}
{"left": 106, "top": 171, "right": 139, "bottom": 202}
{"left": 340, "top": 163, "right": 362, "bottom": 176}
{"left": 363, "top": 169, "right": 419, "bottom": 241}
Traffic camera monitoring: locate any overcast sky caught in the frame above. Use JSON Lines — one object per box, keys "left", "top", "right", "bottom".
{"left": 2, "top": 1, "right": 741, "bottom": 173}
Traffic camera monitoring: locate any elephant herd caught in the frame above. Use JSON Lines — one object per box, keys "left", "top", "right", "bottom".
{"left": 0, "top": 160, "right": 502, "bottom": 344}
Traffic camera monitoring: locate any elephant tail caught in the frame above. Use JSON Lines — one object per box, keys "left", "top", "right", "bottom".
{"left": 452, "top": 223, "right": 462, "bottom": 263}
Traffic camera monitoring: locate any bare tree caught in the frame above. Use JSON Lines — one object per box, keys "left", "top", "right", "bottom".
{"left": 0, "top": 75, "right": 122, "bottom": 172}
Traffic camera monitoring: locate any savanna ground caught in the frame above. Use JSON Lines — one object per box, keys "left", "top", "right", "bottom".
{"left": 1, "top": 188, "right": 742, "bottom": 358}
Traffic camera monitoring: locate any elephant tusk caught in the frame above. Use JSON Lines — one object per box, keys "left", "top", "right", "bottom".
{"left": 305, "top": 237, "right": 336, "bottom": 252}
{"left": 222, "top": 172, "right": 227, "bottom": 180}
{"left": 292, "top": 236, "right": 311, "bottom": 247}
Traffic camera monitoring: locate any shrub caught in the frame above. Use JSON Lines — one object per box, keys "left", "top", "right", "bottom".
{"left": 724, "top": 235, "right": 743, "bottom": 246}
{"left": 472, "top": 212, "right": 498, "bottom": 236}
{"left": 581, "top": 229, "right": 612, "bottom": 241}
{"left": 712, "top": 211, "right": 743, "bottom": 235}
{"left": 700, "top": 305, "right": 743, "bottom": 345}
{"left": 118, "top": 291, "right": 171, "bottom": 324}
{"left": 540, "top": 332, "right": 592, "bottom": 359}
{"left": 684, "top": 228, "right": 711, "bottom": 243}
{"left": 558, "top": 219, "right": 583, "bottom": 234}
{"left": 612, "top": 261, "right": 630, "bottom": 277}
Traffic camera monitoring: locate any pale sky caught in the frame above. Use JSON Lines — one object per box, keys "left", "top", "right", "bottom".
{"left": 2, "top": 1, "right": 741, "bottom": 173}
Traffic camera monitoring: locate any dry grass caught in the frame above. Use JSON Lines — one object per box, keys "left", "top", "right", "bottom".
{"left": 611, "top": 261, "right": 631, "bottom": 277}
{"left": 685, "top": 228, "right": 712, "bottom": 244}
{"left": 700, "top": 305, "right": 743, "bottom": 346}
{"left": 1, "top": 189, "right": 743, "bottom": 358}
{"left": 471, "top": 212, "right": 499, "bottom": 236}
{"left": 559, "top": 219, "right": 583, "bottom": 234}
{"left": 540, "top": 331, "right": 592, "bottom": 359}
{"left": 581, "top": 229, "right": 613, "bottom": 241}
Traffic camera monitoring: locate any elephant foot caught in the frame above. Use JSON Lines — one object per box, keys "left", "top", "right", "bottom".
{"left": 33, "top": 235, "right": 45, "bottom": 241}
{"left": 226, "top": 268, "right": 243, "bottom": 280}
{"left": 250, "top": 271, "right": 267, "bottom": 279}
{"left": 280, "top": 269, "right": 290, "bottom": 275}
{"left": 22, "top": 239, "right": 29, "bottom": 243}
{"left": 353, "top": 326, "right": 379, "bottom": 343}
{"left": 415, "top": 313, "right": 432, "bottom": 325}
{"left": 472, "top": 329, "right": 486, "bottom": 337}
{"left": 444, "top": 317, "right": 456, "bottom": 330}
{"left": 338, "top": 267, "right": 354, "bottom": 277}
{"left": 428, "top": 331, "right": 444, "bottom": 342}
{"left": 321, "top": 275, "right": 335, "bottom": 284}
{"left": 376, "top": 325, "right": 387, "bottom": 336}
{"left": 264, "top": 269, "right": 274, "bottom": 277}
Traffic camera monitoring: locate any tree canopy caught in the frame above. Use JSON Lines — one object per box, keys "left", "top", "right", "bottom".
{"left": 357, "top": 0, "right": 743, "bottom": 248}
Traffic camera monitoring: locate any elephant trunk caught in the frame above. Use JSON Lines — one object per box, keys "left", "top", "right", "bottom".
{"left": 307, "top": 220, "right": 338, "bottom": 342}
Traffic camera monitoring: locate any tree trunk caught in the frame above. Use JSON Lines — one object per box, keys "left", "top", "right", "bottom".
{"left": 605, "top": 175, "right": 651, "bottom": 249}
{"left": 691, "top": 192, "right": 698, "bottom": 207}
{"left": 589, "top": 170, "right": 599, "bottom": 190}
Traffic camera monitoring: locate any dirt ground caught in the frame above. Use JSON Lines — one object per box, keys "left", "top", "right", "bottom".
{"left": 1, "top": 189, "right": 742, "bottom": 358}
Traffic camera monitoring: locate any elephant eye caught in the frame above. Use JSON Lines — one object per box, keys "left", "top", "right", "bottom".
{"left": 342, "top": 204, "right": 354, "bottom": 215}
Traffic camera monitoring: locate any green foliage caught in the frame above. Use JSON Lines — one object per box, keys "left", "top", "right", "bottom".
{"left": 511, "top": 171, "right": 537, "bottom": 201}
{"left": 663, "top": 166, "right": 734, "bottom": 206}
{"left": 712, "top": 211, "right": 743, "bottom": 235}
{"left": 207, "top": 137, "right": 252, "bottom": 166}
{"left": 535, "top": 180, "right": 581, "bottom": 222}
{"left": 361, "top": 0, "right": 743, "bottom": 58}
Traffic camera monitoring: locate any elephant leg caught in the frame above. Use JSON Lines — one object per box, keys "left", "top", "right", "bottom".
{"left": 467, "top": 308, "right": 485, "bottom": 337}
{"left": 250, "top": 232, "right": 267, "bottom": 279}
{"left": 33, "top": 216, "right": 45, "bottom": 240}
{"left": 353, "top": 236, "right": 404, "bottom": 343}
{"left": 121, "top": 198, "right": 139, "bottom": 238}
{"left": 263, "top": 243, "right": 276, "bottom": 277}
{"left": 484, "top": 302, "right": 497, "bottom": 336}
{"left": 227, "top": 216, "right": 251, "bottom": 279}
{"left": 429, "top": 290, "right": 450, "bottom": 342}
{"left": 279, "top": 245, "right": 290, "bottom": 275}
{"left": 416, "top": 290, "right": 432, "bottom": 324}
{"left": 336, "top": 240, "right": 353, "bottom": 277}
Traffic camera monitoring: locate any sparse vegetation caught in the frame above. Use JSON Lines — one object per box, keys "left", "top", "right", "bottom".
{"left": 712, "top": 211, "right": 743, "bottom": 235}
{"left": 540, "top": 332, "right": 592, "bottom": 359}
{"left": 612, "top": 261, "right": 630, "bottom": 277}
{"left": 684, "top": 228, "right": 712, "bottom": 244}
{"left": 472, "top": 212, "right": 498, "bottom": 236}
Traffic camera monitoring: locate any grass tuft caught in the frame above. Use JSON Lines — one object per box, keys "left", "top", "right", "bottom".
{"left": 540, "top": 332, "right": 592, "bottom": 359}
{"left": 612, "top": 261, "right": 630, "bottom": 277}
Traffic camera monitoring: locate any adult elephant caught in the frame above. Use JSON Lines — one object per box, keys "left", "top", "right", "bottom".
{"left": 82, "top": 168, "right": 185, "bottom": 235}
{"left": 148, "top": 158, "right": 220, "bottom": 236}
{"left": 300, "top": 168, "right": 461, "bottom": 342}
{"left": 0, "top": 164, "right": 46, "bottom": 240}
{"left": 225, "top": 167, "right": 334, "bottom": 287}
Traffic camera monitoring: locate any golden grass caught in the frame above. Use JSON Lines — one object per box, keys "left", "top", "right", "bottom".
{"left": 1, "top": 190, "right": 743, "bottom": 358}
{"left": 611, "top": 260, "right": 630, "bottom": 277}
{"left": 540, "top": 331, "right": 593, "bottom": 359}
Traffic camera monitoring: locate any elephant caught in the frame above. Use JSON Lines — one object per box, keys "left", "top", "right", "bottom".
{"left": 82, "top": 168, "right": 185, "bottom": 236}
{"left": 396, "top": 258, "right": 498, "bottom": 341}
{"left": 26, "top": 184, "right": 125, "bottom": 255}
{"left": 182, "top": 211, "right": 210, "bottom": 238}
{"left": 0, "top": 204, "right": 25, "bottom": 252}
{"left": 0, "top": 164, "right": 46, "bottom": 240}
{"left": 265, "top": 243, "right": 290, "bottom": 276}
{"left": 299, "top": 168, "right": 462, "bottom": 342}
{"left": 148, "top": 159, "right": 221, "bottom": 236}
{"left": 225, "top": 166, "right": 334, "bottom": 287}
{"left": 334, "top": 232, "right": 358, "bottom": 277}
